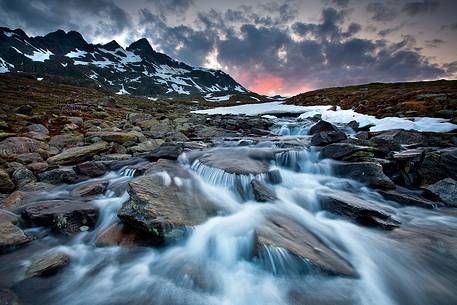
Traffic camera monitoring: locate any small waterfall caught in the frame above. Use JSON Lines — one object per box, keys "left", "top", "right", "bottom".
{"left": 119, "top": 167, "right": 136, "bottom": 177}
{"left": 256, "top": 245, "right": 310, "bottom": 275}
{"left": 275, "top": 148, "right": 331, "bottom": 175}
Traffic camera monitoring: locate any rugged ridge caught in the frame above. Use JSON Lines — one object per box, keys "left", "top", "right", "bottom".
{"left": 0, "top": 27, "right": 248, "bottom": 97}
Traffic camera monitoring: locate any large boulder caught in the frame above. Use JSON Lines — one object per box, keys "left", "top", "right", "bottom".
{"left": 22, "top": 200, "right": 98, "bottom": 233}
{"left": 74, "top": 161, "right": 107, "bottom": 177}
{"left": 310, "top": 131, "right": 347, "bottom": 146}
{"left": 0, "top": 169, "right": 15, "bottom": 193}
{"left": 187, "top": 147, "right": 277, "bottom": 175}
{"left": 378, "top": 188, "right": 439, "bottom": 209}
{"left": 369, "top": 130, "right": 427, "bottom": 151}
{"left": 146, "top": 142, "right": 184, "bottom": 161}
{"left": 251, "top": 179, "right": 276, "bottom": 202}
{"left": 309, "top": 120, "right": 337, "bottom": 135}
{"left": 47, "top": 142, "right": 109, "bottom": 165}
{"left": 419, "top": 148, "right": 457, "bottom": 185}
{"left": 118, "top": 175, "right": 216, "bottom": 241}
{"left": 425, "top": 178, "right": 457, "bottom": 207}
{"left": 95, "top": 223, "right": 149, "bottom": 247}
{"left": 320, "top": 143, "right": 381, "bottom": 161}
{"left": 85, "top": 131, "right": 143, "bottom": 144}
{"left": 26, "top": 252, "right": 70, "bottom": 277}
{"left": 0, "top": 137, "right": 48, "bottom": 160}
{"left": 333, "top": 161, "right": 395, "bottom": 189}
{"left": 255, "top": 213, "right": 355, "bottom": 277}
{"left": 37, "top": 167, "right": 79, "bottom": 184}
{"left": 317, "top": 191, "right": 400, "bottom": 230}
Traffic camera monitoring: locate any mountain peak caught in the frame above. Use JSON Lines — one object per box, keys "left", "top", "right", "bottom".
{"left": 127, "top": 38, "right": 153, "bottom": 53}
{"left": 103, "top": 40, "right": 122, "bottom": 51}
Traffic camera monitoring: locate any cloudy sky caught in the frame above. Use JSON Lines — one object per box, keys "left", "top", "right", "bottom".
{"left": 1, "top": 0, "right": 456, "bottom": 96}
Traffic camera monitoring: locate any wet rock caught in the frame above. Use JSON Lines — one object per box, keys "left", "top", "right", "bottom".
{"left": 266, "top": 169, "right": 282, "bottom": 185}
{"left": 309, "top": 120, "right": 337, "bottom": 135}
{"left": 1, "top": 191, "right": 28, "bottom": 210}
{"left": 251, "top": 179, "right": 276, "bottom": 202}
{"left": 118, "top": 175, "right": 215, "bottom": 241}
{"left": 320, "top": 143, "right": 381, "bottom": 161}
{"left": 11, "top": 168, "right": 36, "bottom": 189}
{"left": 425, "top": 178, "right": 457, "bottom": 207}
{"left": 95, "top": 223, "right": 149, "bottom": 247}
{"left": 378, "top": 188, "right": 439, "bottom": 209}
{"left": 47, "top": 142, "right": 109, "bottom": 165}
{"left": 255, "top": 213, "right": 355, "bottom": 277}
{"left": 85, "top": 131, "right": 143, "bottom": 144}
{"left": 0, "top": 137, "right": 48, "bottom": 161}
{"left": 419, "top": 148, "right": 457, "bottom": 185}
{"left": 0, "top": 211, "right": 31, "bottom": 253}
{"left": 0, "top": 169, "right": 15, "bottom": 193}
{"left": 369, "top": 130, "right": 427, "bottom": 151}
{"left": 49, "top": 133, "right": 83, "bottom": 150}
{"left": 144, "top": 159, "right": 191, "bottom": 179}
{"left": 74, "top": 161, "right": 107, "bottom": 177}
{"left": 147, "top": 142, "right": 184, "bottom": 161}
{"left": 26, "top": 252, "right": 70, "bottom": 277}
{"left": 22, "top": 200, "right": 98, "bottom": 233}
{"left": 318, "top": 191, "right": 400, "bottom": 230}
{"left": 26, "top": 162, "right": 48, "bottom": 173}
{"left": 37, "top": 167, "right": 79, "bottom": 184}
{"left": 333, "top": 161, "right": 395, "bottom": 189}
{"left": 310, "top": 131, "right": 347, "bottom": 146}
{"left": 71, "top": 181, "right": 108, "bottom": 197}
{"left": 188, "top": 147, "right": 276, "bottom": 175}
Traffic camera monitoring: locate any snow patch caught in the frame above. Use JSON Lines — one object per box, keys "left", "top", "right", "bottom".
{"left": 116, "top": 84, "right": 130, "bottom": 95}
{"left": 24, "top": 49, "right": 53, "bottom": 62}
{"left": 0, "top": 57, "right": 14, "bottom": 73}
{"left": 65, "top": 49, "right": 87, "bottom": 58}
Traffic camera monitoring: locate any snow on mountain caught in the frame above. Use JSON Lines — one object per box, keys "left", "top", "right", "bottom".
{"left": 0, "top": 27, "right": 249, "bottom": 98}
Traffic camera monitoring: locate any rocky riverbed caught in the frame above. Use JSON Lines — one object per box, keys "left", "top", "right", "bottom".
{"left": 1, "top": 89, "right": 457, "bottom": 305}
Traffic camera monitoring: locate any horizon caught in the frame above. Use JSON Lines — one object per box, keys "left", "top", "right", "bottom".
{"left": 1, "top": 0, "right": 456, "bottom": 95}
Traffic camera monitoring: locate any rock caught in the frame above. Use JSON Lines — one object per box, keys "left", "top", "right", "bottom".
{"left": 425, "top": 178, "right": 457, "bottom": 207}
{"left": 320, "top": 143, "right": 381, "bottom": 161}
{"left": 0, "top": 169, "right": 15, "bottom": 193}
{"left": 68, "top": 116, "right": 83, "bottom": 126}
{"left": 147, "top": 142, "right": 184, "bottom": 161}
{"left": 1, "top": 191, "right": 28, "bottom": 210}
{"left": 0, "top": 132, "right": 15, "bottom": 141}
{"left": 266, "top": 169, "right": 282, "bottom": 184}
{"left": 99, "top": 154, "right": 132, "bottom": 161}
{"left": 187, "top": 147, "right": 276, "bottom": 175}
{"left": 26, "top": 252, "right": 70, "bottom": 277}
{"left": 95, "top": 223, "right": 147, "bottom": 247}
{"left": 310, "top": 131, "right": 347, "bottom": 146}
{"left": 118, "top": 175, "right": 215, "bottom": 241}
{"left": 37, "top": 167, "right": 79, "bottom": 184}
{"left": 74, "top": 161, "right": 107, "bottom": 177}
{"left": 378, "top": 188, "right": 439, "bottom": 209}
{"left": 0, "top": 213, "right": 31, "bottom": 253}
{"left": 128, "top": 139, "right": 164, "bottom": 154}
{"left": 27, "top": 124, "right": 49, "bottom": 135}
{"left": 347, "top": 120, "right": 359, "bottom": 131}
{"left": 15, "top": 105, "right": 32, "bottom": 115}
{"left": 369, "top": 130, "right": 427, "bottom": 151}
{"left": 0, "top": 137, "right": 48, "bottom": 161}
{"left": 255, "top": 213, "right": 355, "bottom": 276}
{"left": 47, "top": 142, "right": 109, "bottom": 165}
{"left": 309, "top": 120, "right": 337, "bottom": 135}
{"left": 49, "top": 133, "right": 83, "bottom": 150}
{"left": 24, "top": 131, "right": 49, "bottom": 141}
{"left": 85, "top": 131, "right": 143, "bottom": 144}
{"left": 0, "top": 209, "right": 19, "bottom": 224}
{"left": 251, "top": 179, "right": 276, "bottom": 202}
{"left": 71, "top": 181, "right": 108, "bottom": 197}
{"left": 419, "top": 148, "right": 457, "bottom": 185}
{"left": 11, "top": 168, "right": 36, "bottom": 189}
{"left": 333, "top": 162, "right": 395, "bottom": 189}
{"left": 22, "top": 200, "right": 98, "bottom": 233}
{"left": 127, "top": 113, "right": 153, "bottom": 124}
{"left": 318, "top": 191, "right": 400, "bottom": 230}
{"left": 16, "top": 153, "right": 43, "bottom": 164}
{"left": 26, "top": 162, "right": 49, "bottom": 173}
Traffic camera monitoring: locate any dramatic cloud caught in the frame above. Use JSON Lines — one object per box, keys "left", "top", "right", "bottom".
{"left": 0, "top": 0, "right": 455, "bottom": 95}
{"left": 402, "top": 0, "right": 440, "bottom": 16}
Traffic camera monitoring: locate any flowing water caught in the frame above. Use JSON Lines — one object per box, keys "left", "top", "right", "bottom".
{"left": 3, "top": 122, "right": 457, "bottom": 305}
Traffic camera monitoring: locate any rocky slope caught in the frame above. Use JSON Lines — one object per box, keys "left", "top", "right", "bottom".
{"left": 287, "top": 80, "right": 457, "bottom": 120}
{"left": 0, "top": 27, "right": 252, "bottom": 99}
